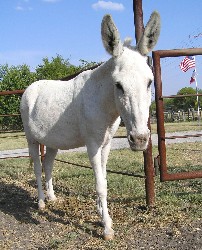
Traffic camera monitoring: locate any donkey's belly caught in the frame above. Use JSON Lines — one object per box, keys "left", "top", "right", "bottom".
{"left": 29, "top": 113, "right": 85, "bottom": 150}
{"left": 33, "top": 125, "right": 85, "bottom": 150}
{"left": 43, "top": 135, "right": 85, "bottom": 150}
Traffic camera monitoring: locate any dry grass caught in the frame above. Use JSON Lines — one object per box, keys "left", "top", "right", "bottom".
{"left": 151, "top": 121, "right": 202, "bottom": 134}
{"left": 0, "top": 132, "right": 27, "bottom": 151}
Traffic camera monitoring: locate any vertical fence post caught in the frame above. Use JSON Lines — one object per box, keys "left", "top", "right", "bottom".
{"left": 143, "top": 121, "right": 155, "bottom": 207}
{"left": 133, "top": 0, "right": 144, "bottom": 43}
{"left": 133, "top": 0, "right": 155, "bottom": 207}
{"left": 40, "top": 144, "right": 45, "bottom": 163}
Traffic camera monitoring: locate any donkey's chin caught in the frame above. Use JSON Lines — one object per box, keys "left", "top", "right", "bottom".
{"left": 129, "top": 142, "right": 149, "bottom": 151}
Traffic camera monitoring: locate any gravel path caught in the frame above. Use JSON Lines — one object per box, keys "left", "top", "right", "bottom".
{"left": 0, "top": 131, "right": 201, "bottom": 159}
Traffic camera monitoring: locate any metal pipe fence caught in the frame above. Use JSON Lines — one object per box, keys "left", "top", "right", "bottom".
{"left": 153, "top": 48, "right": 202, "bottom": 182}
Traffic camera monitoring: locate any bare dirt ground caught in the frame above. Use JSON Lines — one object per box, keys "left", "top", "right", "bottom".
{"left": 0, "top": 183, "right": 201, "bottom": 250}
{"left": 0, "top": 170, "right": 202, "bottom": 250}
{"left": 0, "top": 191, "right": 201, "bottom": 250}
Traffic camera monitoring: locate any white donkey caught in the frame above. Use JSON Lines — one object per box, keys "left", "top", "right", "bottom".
{"left": 20, "top": 12, "right": 160, "bottom": 240}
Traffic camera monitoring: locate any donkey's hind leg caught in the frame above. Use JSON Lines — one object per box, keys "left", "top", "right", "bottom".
{"left": 43, "top": 147, "right": 58, "bottom": 201}
{"left": 28, "top": 140, "right": 45, "bottom": 209}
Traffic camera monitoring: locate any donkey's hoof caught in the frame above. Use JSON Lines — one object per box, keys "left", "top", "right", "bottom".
{"left": 48, "top": 195, "right": 57, "bottom": 202}
{"left": 104, "top": 229, "right": 114, "bottom": 240}
{"left": 38, "top": 200, "right": 45, "bottom": 210}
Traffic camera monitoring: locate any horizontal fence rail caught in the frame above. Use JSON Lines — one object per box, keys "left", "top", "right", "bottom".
{"left": 0, "top": 90, "right": 25, "bottom": 95}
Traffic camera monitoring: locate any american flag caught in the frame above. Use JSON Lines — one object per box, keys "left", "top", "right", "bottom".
{"left": 179, "top": 56, "right": 195, "bottom": 72}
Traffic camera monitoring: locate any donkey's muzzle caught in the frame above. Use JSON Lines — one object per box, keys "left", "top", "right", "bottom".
{"left": 128, "top": 131, "right": 149, "bottom": 151}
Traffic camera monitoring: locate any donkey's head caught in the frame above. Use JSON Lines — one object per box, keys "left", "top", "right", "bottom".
{"left": 101, "top": 12, "right": 160, "bottom": 151}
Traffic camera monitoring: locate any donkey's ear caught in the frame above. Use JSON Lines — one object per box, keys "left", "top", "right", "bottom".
{"left": 101, "top": 14, "right": 123, "bottom": 57}
{"left": 137, "top": 11, "right": 161, "bottom": 56}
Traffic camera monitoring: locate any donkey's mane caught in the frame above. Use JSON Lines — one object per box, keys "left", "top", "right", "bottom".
{"left": 123, "top": 37, "right": 137, "bottom": 51}
{"left": 60, "top": 62, "right": 103, "bottom": 82}
{"left": 61, "top": 38, "right": 136, "bottom": 83}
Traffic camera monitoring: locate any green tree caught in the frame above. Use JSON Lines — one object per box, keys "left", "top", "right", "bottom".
{"left": 0, "top": 64, "right": 36, "bottom": 91}
{"left": 35, "top": 54, "right": 79, "bottom": 80}
{"left": 163, "top": 98, "right": 175, "bottom": 111}
{"left": 150, "top": 98, "right": 176, "bottom": 113}
{"left": 0, "top": 64, "right": 36, "bottom": 130}
{"left": 78, "top": 59, "right": 98, "bottom": 70}
{"left": 172, "top": 87, "right": 200, "bottom": 111}
{"left": 150, "top": 100, "right": 156, "bottom": 113}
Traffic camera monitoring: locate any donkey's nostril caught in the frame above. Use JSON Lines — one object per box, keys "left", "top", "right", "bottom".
{"left": 129, "top": 134, "right": 134, "bottom": 143}
{"left": 137, "top": 134, "right": 148, "bottom": 143}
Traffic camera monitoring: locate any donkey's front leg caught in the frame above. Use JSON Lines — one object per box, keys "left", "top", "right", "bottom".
{"left": 87, "top": 143, "right": 114, "bottom": 240}
{"left": 97, "top": 142, "right": 112, "bottom": 219}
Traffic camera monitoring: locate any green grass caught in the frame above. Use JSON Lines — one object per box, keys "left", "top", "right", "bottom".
{"left": 1, "top": 143, "right": 201, "bottom": 249}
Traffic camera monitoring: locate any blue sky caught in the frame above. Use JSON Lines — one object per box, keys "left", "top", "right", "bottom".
{"left": 1, "top": 0, "right": 202, "bottom": 95}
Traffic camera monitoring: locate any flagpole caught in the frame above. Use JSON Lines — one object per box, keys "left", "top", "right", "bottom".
{"left": 194, "top": 67, "right": 200, "bottom": 123}
{"left": 180, "top": 55, "right": 200, "bottom": 123}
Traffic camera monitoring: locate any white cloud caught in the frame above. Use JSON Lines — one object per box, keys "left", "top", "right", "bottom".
{"left": 15, "top": 6, "right": 33, "bottom": 11}
{"left": 15, "top": 6, "right": 24, "bottom": 11}
{"left": 15, "top": 0, "right": 33, "bottom": 11}
{"left": 92, "top": 1, "right": 124, "bottom": 11}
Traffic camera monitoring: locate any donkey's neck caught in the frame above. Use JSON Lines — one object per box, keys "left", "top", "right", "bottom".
{"left": 90, "top": 58, "right": 119, "bottom": 122}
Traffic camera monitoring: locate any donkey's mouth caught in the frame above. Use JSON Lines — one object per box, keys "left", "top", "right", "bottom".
{"left": 127, "top": 133, "right": 149, "bottom": 151}
{"left": 129, "top": 143, "right": 148, "bottom": 151}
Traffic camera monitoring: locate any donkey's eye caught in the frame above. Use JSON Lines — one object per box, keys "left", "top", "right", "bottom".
{"left": 147, "top": 80, "right": 152, "bottom": 89}
{"left": 116, "top": 82, "right": 124, "bottom": 93}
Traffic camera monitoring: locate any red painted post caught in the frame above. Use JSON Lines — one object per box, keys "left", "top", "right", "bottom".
{"left": 143, "top": 121, "right": 155, "bottom": 207}
{"left": 40, "top": 144, "right": 45, "bottom": 163}
{"left": 133, "top": 0, "right": 144, "bottom": 42}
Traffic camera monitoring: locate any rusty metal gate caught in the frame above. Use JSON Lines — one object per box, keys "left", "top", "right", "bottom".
{"left": 153, "top": 48, "right": 202, "bottom": 182}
